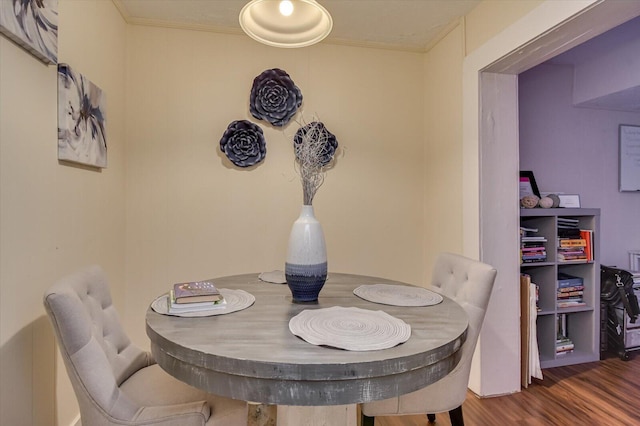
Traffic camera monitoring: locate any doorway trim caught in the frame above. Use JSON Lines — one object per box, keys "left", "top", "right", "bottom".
{"left": 463, "top": 0, "right": 640, "bottom": 396}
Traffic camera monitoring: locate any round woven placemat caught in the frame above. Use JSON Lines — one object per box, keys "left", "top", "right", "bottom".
{"left": 289, "top": 306, "right": 411, "bottom": 351}
{"left": 353, "top": 284, "right": 443, "bottom": 307}
{"left": 151, "top": 288, "right": 255, "bottom": 317}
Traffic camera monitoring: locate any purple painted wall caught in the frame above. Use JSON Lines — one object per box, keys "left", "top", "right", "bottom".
{"left": 519, "top": 63, "right": 640, "bottom": 269}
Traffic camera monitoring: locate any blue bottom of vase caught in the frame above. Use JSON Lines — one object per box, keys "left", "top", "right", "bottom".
{"left": 285, "top": 262, "right": 328, "bottom": 303}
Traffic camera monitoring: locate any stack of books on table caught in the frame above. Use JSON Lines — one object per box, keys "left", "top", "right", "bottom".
{"left": 168, "top": 280, "right": 225, "bottom": 314}
{"left": 520, "top": 226, "right": 547, "bottom": 263}
{"left": 557, "top": 273, "right": 585, "bottom": 309}
{"left": 556, "top": 314, "right": 574, "bottom": 355}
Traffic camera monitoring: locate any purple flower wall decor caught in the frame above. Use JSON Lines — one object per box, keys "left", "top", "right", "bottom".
{"left": 292, "top": 120, "right": 338, "bottom": 205}
{"left": 220, "top": 120, "right": 266, "bottom": 168}
{"left": 249, "top": 68, "right": 302, "bottom": 127}
{"left": 294, "top": 121, "right": 338, "bottom": 166}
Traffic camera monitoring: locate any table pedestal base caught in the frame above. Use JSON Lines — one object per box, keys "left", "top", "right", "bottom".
{"left": 248, "top": 403, "right": 277, "bottom": 426}
{"left": 277, "top": 404, "right": 357, "bottom": 426}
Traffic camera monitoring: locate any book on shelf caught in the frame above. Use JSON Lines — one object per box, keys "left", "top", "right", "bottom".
{"left": 521, "top": 246, "right": 547, "bottom": 252}
{"left": 168, "top": 291, "right": 227, "bottom": 313}
{"left": 556, "top": 342, "right": 575, "bottom": 353}
{"left": 557, "top": 284, "right": 585, "bottom": 292}
{"left": 173, "top": 280, "right": 223, "bottom": 303}
{"left": 558, "top": 238, "right": 587, "bottom": 247}
{"left": 557, "top": 296, "right": 583, "bottom": 303}
{"left": 557, "top": 252, "right": 587, "bottom": 262}
{"left": 557, "top": 217, "right": 579, "bottom": 226}
{"left": 557, "top": 290, "right": 584, "bottom": 298}
{"left": 558, "top": 273, "right": 583, "bottom": 287}
{"left": 557, "top": 228, "right": 582, "bottom": 238}
{"left": 557, "top": 300, "right": 587, "bottom": 308}
{"left": 557, "top": 249, "right": 586, "bottom": 255}
{"left": 521, "top": 236, "right": 547, "bottom": 242}
{"left": 580, "top": 229, "right": 594, "bottom": 261}
{"left": 522, "top": 253, "right": 547, "bottom": 260}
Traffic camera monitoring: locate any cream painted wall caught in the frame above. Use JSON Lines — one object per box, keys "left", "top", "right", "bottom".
{"left": 422, "top": 25, "right": 464, "bottom": 279}
{"left": 123, "top": 27, "right": 425, "bottom": 347}
{"left": 464, "top": 0, "right": 544, "bottom": 54}
{"left": 421, "top": 0, "right": 543, "bottom": 278}
{"left": 0, "top": 1, "right": 126, "bottom": 425}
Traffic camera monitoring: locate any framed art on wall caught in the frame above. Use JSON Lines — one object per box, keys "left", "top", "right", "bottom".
{"left": 520, "top": 171, "right": 541, "bottom": 198}
{"left": 0, "top": 0, "right": 58, "bottom": 64}
{"left": 619, "top": 124, "right": 640, "bottom": 192}
{"left": 58, "top": 64, "right": 107, "bottom": 168}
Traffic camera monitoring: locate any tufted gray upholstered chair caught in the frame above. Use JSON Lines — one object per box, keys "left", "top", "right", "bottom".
{"left": 43, "top": 265, "right": 248, "bottom": 426}
{"left": 361, "top": 252, "right": 497, "bottom": 426}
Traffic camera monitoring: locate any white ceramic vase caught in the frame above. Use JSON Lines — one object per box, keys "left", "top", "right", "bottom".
{"left": 285, "top": 205, "right": 328, "bottom": 302}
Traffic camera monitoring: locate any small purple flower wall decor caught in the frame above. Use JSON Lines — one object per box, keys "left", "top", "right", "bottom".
{"left": 249, "top": 68, "right": 302, "bottom": 127}
{"left": 220, "top": 120, "right": 266, "bottom": 168}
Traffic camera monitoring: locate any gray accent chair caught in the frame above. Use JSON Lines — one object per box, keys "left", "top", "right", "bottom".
{"left": 361, "top": 252, "right": 497, "bottom": 426}
{"left": 43, "top": 265, "right": 248, "bottom": 426}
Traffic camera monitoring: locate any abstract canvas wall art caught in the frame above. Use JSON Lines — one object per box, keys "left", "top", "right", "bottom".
{"left": 58, "top": 64, "right": 107, "bottom": 168}
{"left": 0, "top": 0, "right": 58, "bottom": 64}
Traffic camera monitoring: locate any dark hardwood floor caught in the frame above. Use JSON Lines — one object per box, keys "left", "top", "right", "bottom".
{"left": 372, "top": 352, "right": 640, "bottom": 426}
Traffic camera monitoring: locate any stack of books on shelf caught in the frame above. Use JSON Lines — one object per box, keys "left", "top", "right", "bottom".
{"left": 168, "top": 280, "right": 225, "bottom": 314}
{"left": 557, "top": 238, "right": 587, "bottom": 262}
{"left": 556, "top": 218, "right": 594, "bottom": 262}
{"left": 557, "top": 272, "right": 585, "bottom": 308}
{"left": 556, "top": 335, "right": 575, "bottom": 355}
{"left": 520, "top": 226, "right": 547, "bottom": 263}
{"left": 556, "top": 313, "right": 575, "bottom": 355}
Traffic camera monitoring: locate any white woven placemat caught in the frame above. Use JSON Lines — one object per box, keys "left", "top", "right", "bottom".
{"left": 353, "top": 284, "right": 443, "bottom": 307}
{"left": 151, "top": 288, "right": 255, "bottom": 317}
{"left": 289, "top": 306, "right": 411, "bottom": 351}
{"left": 259, "top": 270, "right": 287, "bottom": 284}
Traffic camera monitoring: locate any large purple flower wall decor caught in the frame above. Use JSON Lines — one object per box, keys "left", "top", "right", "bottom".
{"left": 294, "top": 121, "right": 338, "bottom": 166}
{"left": 220, "top": 120, "right": 266, "bottom": 168}
{"left": 250, "top": 68, "right": 302, "bottom": 127}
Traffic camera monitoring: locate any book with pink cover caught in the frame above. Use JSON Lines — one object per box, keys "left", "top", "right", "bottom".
{"left": 173, "top": 280, "right": 222, "bottom": 303}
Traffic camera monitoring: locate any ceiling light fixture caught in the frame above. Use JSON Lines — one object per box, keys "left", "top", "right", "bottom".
{"left": 239, "top": 0, "right": 333, "bottom": 48}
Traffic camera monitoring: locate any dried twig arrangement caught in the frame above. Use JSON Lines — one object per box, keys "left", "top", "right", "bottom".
{"left": 292, "top": 119, "right": 338, "bottom": 205}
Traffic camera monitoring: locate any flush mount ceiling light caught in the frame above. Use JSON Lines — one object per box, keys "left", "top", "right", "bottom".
{"left": 239, "top": 0, "right": 333, "bottom": 48}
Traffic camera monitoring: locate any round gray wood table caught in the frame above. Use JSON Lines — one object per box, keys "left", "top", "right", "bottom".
{"left": 146, "top": 273, "right": 468, "bottom": 426}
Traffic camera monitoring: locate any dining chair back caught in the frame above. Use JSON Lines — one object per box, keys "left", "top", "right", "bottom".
{"left": 361, "top": 252, "right": 497, "bottom": 426}
{"left": 43, "top": 264, "right": 247, "bottom": 426}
